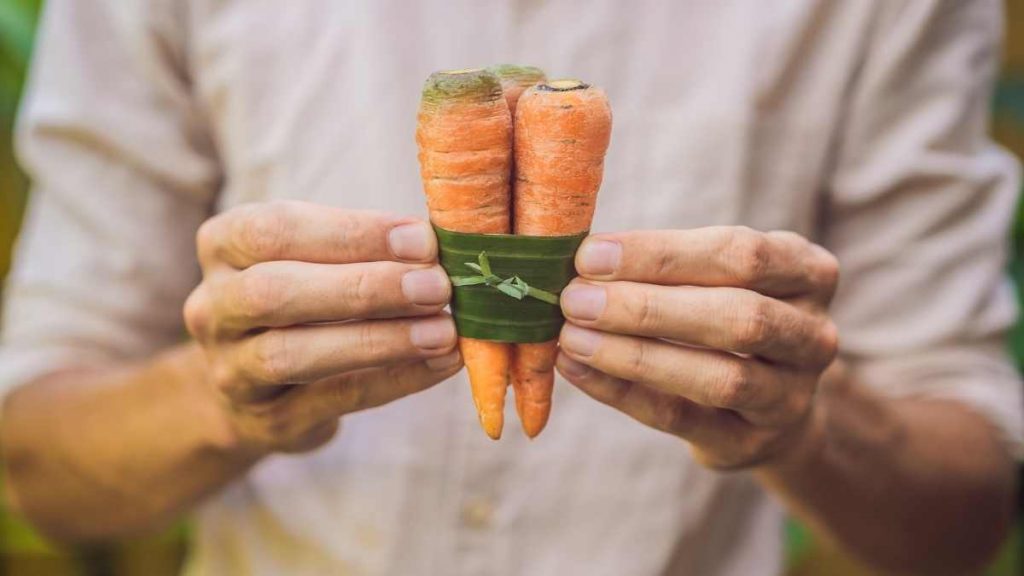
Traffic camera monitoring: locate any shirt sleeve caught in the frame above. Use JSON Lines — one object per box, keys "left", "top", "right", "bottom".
{"left": 0, "top": 0, "right": 220, "bottom": 398}
{"left": 824, "top": 0, "right": 1024, "bottom": 459}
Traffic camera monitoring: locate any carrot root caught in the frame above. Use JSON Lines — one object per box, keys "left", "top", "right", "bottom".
{"left": 511, "top": 80, "right": 612, "bottom": 439}
{"left": 417, "top": 69, "right": 514, "bottom": 439}
{"left": 461, "top": 337, "right": 510, "bottom": 440}
{"left": 511, "top": 341, "right": 557, "bottom": 438}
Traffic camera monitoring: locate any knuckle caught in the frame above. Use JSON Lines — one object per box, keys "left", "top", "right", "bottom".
{"left": 652, "top": 249, "right": 676, "bottom": 279}
{"left": 652, "top": 400, "right": 686, "bottom": 434}
{"left": 209, "top": 359, "right": 241, "bottom": 396}
{"left": 183, "top": 287, "right": 212, "bottom": 339}
{"left": 253, "top": 401, "right": 299, "bottom": 441}
{"left": 346, "top": 266, "right": 377, "bottom": 307}
{"left": 330, "top": 380, "right": 367, "bottom": 413}
{"left": 235, "top": 268, "right": 287, "bottom": 323}
{"left": 336, "top": 210, "right": 375, "bottom": 250}
{"left": 196, "top": 217, "right": 221, "bottom": 259}
{"left": 816, "top": 319, "right": 840, "bottom": 365}
{"left": 630, "top": 287, "right": 663, "bottom": 331}
{"left": 237, "top": 204, "right": 294, "bottom": 261}
{"left": 734, "top": 297, "right": 774, "bottom": 349}
{"left": 250, "top": 331, "right": 293, "bottom": 384}
{"left": 623, "top": 339, "right": 653, "bottom": 381}
{"left": 713, "top": 360, "right": 755, "bottom": 409}
{"left": 815, "top": 251, "right": 841, "bottom": 294}
{"left": 726, "top": 227, "right": 769, "bottom": 285}
{"left": 354, "top": 322, "right": 387, "bottom": 361}
{"left": 771, "top": 230, "right": 811, "bottom": 260}
{"left": 339, "top": 263, "right": 404, "bottom": 319}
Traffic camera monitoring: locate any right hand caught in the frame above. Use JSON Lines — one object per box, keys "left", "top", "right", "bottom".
{"left": 184, "top": 201, "right": 461, "bottom": 456}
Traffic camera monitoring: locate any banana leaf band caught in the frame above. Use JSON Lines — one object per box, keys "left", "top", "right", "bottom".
{"left": 433, "top": 225, "right": 588, "bottom": 343}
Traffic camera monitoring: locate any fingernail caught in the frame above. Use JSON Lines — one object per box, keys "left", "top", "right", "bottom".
{"left": 556, "top": 353, "right": 591, "bottom": 378}
{"left": 410, "top": 316, "right": 457, "bottom": 350}
{"left": 389, "top": 222, "right": 435, "bottom": 261}
{"left": 426, "top": 350, "right": 462, "bottom": 371}
{"left": 402, "top": 268, "right": 450, "bottom": 305}
{"left": 560, "top": 284, "right": 606, "bottom": 321}
{"left": 560, "top": 324, "right": 602, "bottom": 357}
{"left": 577, "top": 239, "right": 621, "bottom": 276}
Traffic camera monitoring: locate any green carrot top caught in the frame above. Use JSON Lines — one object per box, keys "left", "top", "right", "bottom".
{"left": 421, "top": 68, "right": 503, "bottom": 106}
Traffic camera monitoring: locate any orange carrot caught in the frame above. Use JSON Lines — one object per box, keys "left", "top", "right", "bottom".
{"left": 416, "top": 69, "right": 513, "bottom": 439}
{"left": 488, "top": 65, "right": 547, "bottom": 120}
{"left": 512, "top": 79, "right": 612, "bottom": 438}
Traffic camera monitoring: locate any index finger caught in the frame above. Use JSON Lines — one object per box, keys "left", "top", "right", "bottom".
{"left": 574, "top": 227, "right": 838, "bottom": 300}
{"left": 198, "top": 200, "right": 437, "bottom": 270}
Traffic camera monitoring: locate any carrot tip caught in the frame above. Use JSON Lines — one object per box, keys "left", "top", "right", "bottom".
{"left": 521, "top": 420, "right": 546, "bottom": 439}
{"left": 513, "top": 390, "right": 550, "bottom": 439}
{"left": 480, "top": 414, "right": 503, "bottom": 440}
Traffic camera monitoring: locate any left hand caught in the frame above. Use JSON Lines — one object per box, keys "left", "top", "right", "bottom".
{"left": 556, "top": 227, "right": 840, "bottom": 469}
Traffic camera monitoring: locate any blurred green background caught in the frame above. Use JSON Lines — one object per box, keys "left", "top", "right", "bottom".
{"left": 0, "top": 2, "right": 1021, "bottom": 574}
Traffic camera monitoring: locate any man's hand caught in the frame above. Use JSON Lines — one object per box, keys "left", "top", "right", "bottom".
{"left": 556, "top": 226, "right": 839, "bottom": 469}
{"left": 184, "top": 201, "right": 462, "bottom": 456}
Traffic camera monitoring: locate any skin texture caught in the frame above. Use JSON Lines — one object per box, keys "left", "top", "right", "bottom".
{"left": 417, "top": 69, "right": 513, "bottom": 439}
{"left": 555, "top": 226, "right": 1017, "bottom": 574}
{"left": 0, "top": 220, "right": 1014, "bottom": 574}
{"left": 512, "top": 82, "right": 612, "bottom": 438}
{"left": 2, "top": 201, "right": 463, "bottom": 541}
{"left": 759, "top": 365, "right": 1016, "bottom": 576}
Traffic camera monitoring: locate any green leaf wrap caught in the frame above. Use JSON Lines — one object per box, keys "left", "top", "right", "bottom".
{"left": 433, "top": 225, "right": 587, "bottom": 343}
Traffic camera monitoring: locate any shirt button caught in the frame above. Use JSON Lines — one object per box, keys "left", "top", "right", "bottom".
{"left": 461, "top": 498, "right": 494, "bottom": 530}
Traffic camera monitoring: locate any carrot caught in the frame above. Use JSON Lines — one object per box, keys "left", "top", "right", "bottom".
{"left": 416, "top": 69, "right": 513, "bottom": 439}
{"left": 511, "top": 79, "right": 612, "bottom": 438}
{"left": 488, "top": 65, "right": 547, "bottom": 120}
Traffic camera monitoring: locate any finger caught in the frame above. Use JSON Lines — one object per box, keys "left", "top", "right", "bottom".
{"left": 236, "top": 351, "right": 460, "bottom": 453}
{"left": 574, "top": 227, "right": 839, "bottom": 301}
{"left": 208, "top": 261, "right": 451, "bottom": 337}
{"left": 559, "top": 323, "right": 799, "bottom": 416}
{"left": 197, "top": 200, "right": 437, "bottom": 270}
{"left": 225, "top": 314, "right": 457, "bottom": 394}
{"left": 560, "top": 280, "right": 838, "bottom": 368}
{"left": 557, "top": 354, "right": 801, "bottom": 469}
{"left": 556, "top": 353, "right": 741, "bottom": 441}
{"left": 284, "top": 350, "right": 463, "bottom": 423}
{"left": 277, "top": 419, "right": 341, "bottom": 454}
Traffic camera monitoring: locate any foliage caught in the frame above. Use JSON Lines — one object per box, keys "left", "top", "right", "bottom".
{"left": 0, "top": 0, "right": 39, "bottom": 279}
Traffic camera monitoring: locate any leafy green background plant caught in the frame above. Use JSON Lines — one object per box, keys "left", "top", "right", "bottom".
{"left": 0, "top": 2, "right": 1019, "bottom": 574}
{"left": 0, "top": 0, "right": 34, "bottom": 282}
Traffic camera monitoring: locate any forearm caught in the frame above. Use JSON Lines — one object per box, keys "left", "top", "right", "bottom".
{"left": 0, "top": 343, "right": 257, "bottom": 543}
{"left": 757, "top": 367, "right": 1017, "bottom": 575}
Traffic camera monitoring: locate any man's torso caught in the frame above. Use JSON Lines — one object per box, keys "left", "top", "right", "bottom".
{"left": 171, "top": 2, "right": 875, "bottom": 574}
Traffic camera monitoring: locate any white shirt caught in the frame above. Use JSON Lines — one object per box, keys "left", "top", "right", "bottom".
{"left": 3, "top": 1, "right": 1022, "bottom": 575}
